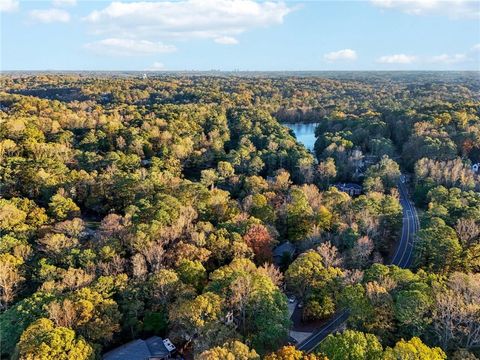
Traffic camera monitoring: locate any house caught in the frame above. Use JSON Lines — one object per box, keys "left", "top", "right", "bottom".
{"left": 103, "top": 337, "right": 176, "bottom": 360}
{"left": 335, "top": 183, "right": 362, "bottom": 196}
{"left": 273, "top": 241, "right": 296, "bottom": 266}
{"left": 472, "top": 163, "right": 480, "bottom": 174}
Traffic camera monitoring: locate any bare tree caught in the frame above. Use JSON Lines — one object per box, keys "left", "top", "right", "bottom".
{"left": 229, "top": 275, "right": 253, "bottom": 334}
{"left": 47, "top": 299, "right": 78, "bottom": 328}
{"left": 358, "top": 209, "right": 380, "bottom": 240}
{"left": 316, "top": 241, "right": 342, "bottom": 268}
{"left": 37, "top": 233, "right": 78, "bottom": 257}
{"left": 131, "top": 253, "right": 148, "bottom": 279}
{"left": 98, "top": 255, "right": 126, "bottom": 276}
{"left": 258, "top": 263, "right": 284, "bottom": 287}
{"left": 455, "top": 218, "right": 480, "bottom": 248}
{"left": 432, "top": 272, "right": 480, "bottom": 350}
{"left": 97, "top": 213, "right": 131, "bottom": 248}
{"left": 60, "top": 268, "right": 94, "bottom": 291}
{"left": 350, "top": 236, "right": 374, "bottom": 268}
{"left": 54, "top": 218, "right": 86, "bottom": 239}
{"left": 300, "top": 184, "right": 323, "bottom": 212}
{"left": 342, "top": 269, "right": 364, "bottom": 286}
{"left": 142, "top": 242, "right": 165, "bottom": 272}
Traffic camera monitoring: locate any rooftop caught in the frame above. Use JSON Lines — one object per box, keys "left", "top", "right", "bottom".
{"left": 273, "top": 241, "right": 296, "bottom": 258}
{"left": 336, "top": 183, "right": 363, "bottom": 190}
{"left": 103, "top": 336, "right": 174, "bottom": 360}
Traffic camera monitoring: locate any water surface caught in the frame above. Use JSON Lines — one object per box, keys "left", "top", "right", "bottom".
{"left": 284, "top": 123, "right": 319, "bottom": 151}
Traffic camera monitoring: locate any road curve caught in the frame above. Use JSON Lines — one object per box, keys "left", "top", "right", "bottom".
{"left": 297, "top": 175, "right": 419, "bottom": 353}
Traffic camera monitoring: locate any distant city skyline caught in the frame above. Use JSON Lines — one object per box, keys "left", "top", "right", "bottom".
{"left": 1, "top": 0, "right": 479, "bottom": 71}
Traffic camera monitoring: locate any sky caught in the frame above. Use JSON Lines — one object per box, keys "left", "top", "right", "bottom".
{"left": 1, "top": 0, "right": 479, "bottom": 71}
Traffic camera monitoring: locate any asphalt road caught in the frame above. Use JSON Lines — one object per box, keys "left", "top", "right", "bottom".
{"left": 390, "top": 177, "right": 420, "bottom": 268}
{"left": 297, "top": 175, "right": 419, "bottom": 353}
{"left": 297, "top": 310, "right": 350, "bottom": 352}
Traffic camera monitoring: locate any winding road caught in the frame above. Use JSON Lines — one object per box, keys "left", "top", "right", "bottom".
{"left": 297, "top": 175, "right": 420, "bottom": 353}
{"left": 390, "top": 177, "right": 420, "bottom": 268}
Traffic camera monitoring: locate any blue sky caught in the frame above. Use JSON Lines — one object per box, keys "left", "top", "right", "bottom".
{"left": 1, "top": 0, "right": 479, "bottom": 71}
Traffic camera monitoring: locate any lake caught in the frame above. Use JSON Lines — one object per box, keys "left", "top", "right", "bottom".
{"left": 284, "top": 122, "right": 319, "bottom": 152}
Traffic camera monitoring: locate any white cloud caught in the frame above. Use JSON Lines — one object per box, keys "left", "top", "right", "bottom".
{"left": 370, "top": 0, "right": 479, "bottom": 19}
{"left": 375, "top": 49, "right": 474, "bottom": 67}
{"left": 377, "top": 54, "right": 416, "bottom": 64}
{"left": 324, "top": 49, "right": 357, "bottom": 61}
{"left": 472, "top": 43, "right": 480, "bottom": 52}
{"left": 0, "top": 0, "right": 19, "bottom": 12}
{"left": 84, "top": 0, "right": 293, "bottom": 43}
{"left": 29, "top": 8, "right": 70, "bottom": 23}
{"left": 52, "top": 0, "right": 77, "bottom": 7}
{"left": 84, "top": 38, "right": 177, "bottom": 56}
{"left": 430, "top": 53, "right": 468, "bottom": 64}
{"left": 214, "top": 36, "right": 239, "bottom": 45}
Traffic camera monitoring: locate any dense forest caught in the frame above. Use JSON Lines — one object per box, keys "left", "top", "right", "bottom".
{"left": 0, "top": 72, "right": 479, "bottom": 360}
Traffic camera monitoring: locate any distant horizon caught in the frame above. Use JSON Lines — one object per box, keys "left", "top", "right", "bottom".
{"left": 2, "top": 69, "right": 480, "bottom": 73}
